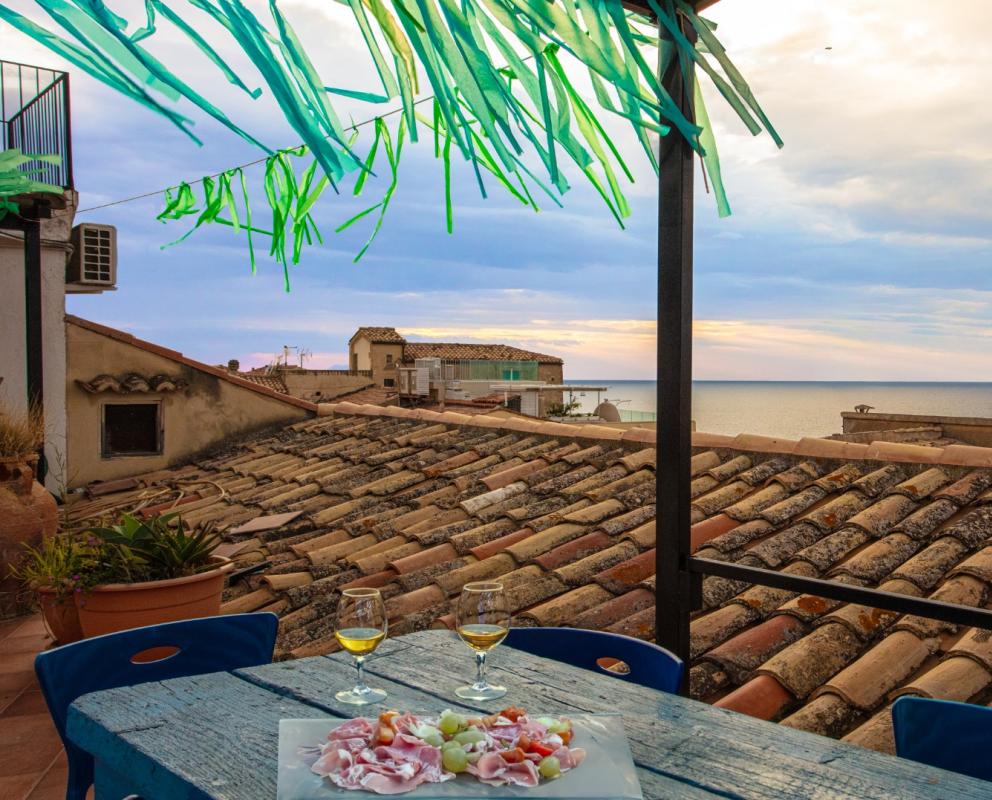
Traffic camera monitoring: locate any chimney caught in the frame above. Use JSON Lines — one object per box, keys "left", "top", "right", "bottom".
{"left": 228, "top": 359, "right": 240, "bottom": 372}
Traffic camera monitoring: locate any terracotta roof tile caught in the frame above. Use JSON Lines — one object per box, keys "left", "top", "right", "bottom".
{"left": 66, "top": 405, "right": 992, "bottom": 757}
{"left": 893, "top": 655, "right": 992, "bottom": 702}
{"left": 403, "top": 341, "right": 562, "bottom": 364}
{"left": 816, "top": 630, "right": 932, "bottom": 711}
{"left": 533, "top": 531, "right": 611, "bottom": 571}
{"left": 553, "top": 541, "right": 639, "bottom": 586}
{"left": 572, "top": 587, "right": 654, "bottom": 629}
{"left": 714, "top": 674, "right": 794, "bottom": 721}
{"left": 520, "top": 585, "right": 612, "bottom": 626}
{"left": 594, "top": 549, "right": 656, "bottom": 594}
{"left": 469, "top": 528, "right": 534, "bottom": 560}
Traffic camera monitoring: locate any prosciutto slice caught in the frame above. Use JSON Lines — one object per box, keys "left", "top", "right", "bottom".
{"left": 467, "top": 753, "right": 540, "bottom": 787}
{"left": 312, "top": 725, "right": 454, "bottom": 794}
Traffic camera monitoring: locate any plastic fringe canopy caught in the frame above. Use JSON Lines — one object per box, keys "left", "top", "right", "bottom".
{"left": 1, "top": 0, "right": 782, "bottom": 287}
{"left": 0, "top": 149, "right": 63, "bottom": 220}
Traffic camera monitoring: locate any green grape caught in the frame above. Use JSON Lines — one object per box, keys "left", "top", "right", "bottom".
{"left": 454, "top": 730, "right": 486, "bottom": 745}
{"left": 466, "top": 751, "right": 482, "bottom": 764}
{"left": 547, "top": 720, "right": 570, "bottom": 735}
{"left": 442, "top": 746, "right": 469, "bottom": 773}
{"left": 424, "top": 733, "right": 444, "bottom": 747}
{"left": 538, "top": 757, "right": 561, "bottom": 779}
{"left": 440, "top": 740, "right": 462, "bottom": 752}
{"left": 438, "top": 714, "right": 461, "bottom": 736}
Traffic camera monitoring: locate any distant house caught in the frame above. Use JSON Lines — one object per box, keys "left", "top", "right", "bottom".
{"left": 348, "top": 327, "right": 406, "bottom": 389}
{"left": 66, "top": 317, "right": 315, "bottom": 488}
{"left": 347, "top": 327, "right": 564, "bottom": 416}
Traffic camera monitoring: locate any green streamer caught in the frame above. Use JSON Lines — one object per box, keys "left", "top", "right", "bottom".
{"left": 0, "top": 149, "right": 63, "bottom": 220}
{"left": 3, "top": 0, "right": 784, "bottom": 277}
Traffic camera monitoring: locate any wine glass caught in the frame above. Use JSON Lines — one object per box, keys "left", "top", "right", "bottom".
{"left": 455, "top": 581, "right": 510, "bottom": 700}
{"left": 334, "top": 587, "right": 388, "bottom": 705}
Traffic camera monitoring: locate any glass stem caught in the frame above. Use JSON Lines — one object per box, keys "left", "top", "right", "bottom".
{"left": 475, "top": 651, "right": 488, "bottom": 689}
{"left": 355, "top": 655, "right": 369, "bottom": 694}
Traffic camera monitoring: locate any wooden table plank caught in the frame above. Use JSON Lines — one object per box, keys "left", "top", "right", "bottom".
{"left": 69, "top": 672, "right": 333, "bottom": 800}
{"left": 359, "top": 632, "right": 990, "bottom": 800}
{"left": 66, "top": 630, "right": 991, "bottom": 800}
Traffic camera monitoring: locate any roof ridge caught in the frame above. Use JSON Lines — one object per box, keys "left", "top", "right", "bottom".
{"left": 316, "top": 401, "right": 992, "bottom": 468}
{"left": 67, "top": 315, "right": 318, "bottom": 413}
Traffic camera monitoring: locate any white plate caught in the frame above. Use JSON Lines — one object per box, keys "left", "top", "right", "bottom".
{"left": 277, "top": 715, "right": 643, "bottom": 800}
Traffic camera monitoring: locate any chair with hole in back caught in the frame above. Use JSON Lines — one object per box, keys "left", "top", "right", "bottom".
{"left": 504, "top": 627, "right": 683, "bottom": 694}
{"left": 35, "top": 612, "right": 279, "bottom": 800}
{"left": 892, "top": 695, "right": 992, "bottom": 782}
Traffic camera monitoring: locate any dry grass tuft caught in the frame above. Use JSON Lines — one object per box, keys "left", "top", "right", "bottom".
{"left": 0, "top": 402, "right": 45, "bottom": 457}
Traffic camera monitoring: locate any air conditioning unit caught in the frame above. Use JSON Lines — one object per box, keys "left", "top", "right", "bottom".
{"left": 67, "top": 223, "right": 117, "bottom": 288}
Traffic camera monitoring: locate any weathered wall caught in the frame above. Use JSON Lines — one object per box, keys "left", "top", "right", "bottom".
{"left": 280, "top": 370, "right": 371, "bottom": 401}
{"left": 66, "top": 323, "right": 311, "bottom": 487}
{"left": 0, "top": 196, "right": 75, "bottom": 493}
{"left": 369, "top": 343, "right": 403, "bottom": 388}
{"left": 842, "top": 412, "right": 992, "bottom": 448}
{"left": 538, "top": 363, "right": 564, "bottom": 416}
{"left": 350, "top": 337, "right": 371, "bottom": 371}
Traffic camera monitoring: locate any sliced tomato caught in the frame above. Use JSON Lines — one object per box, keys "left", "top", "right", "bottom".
{"left": 527, "top": 741, "right": 556, "bottom": 758}
{"left": 517, "top": 735, "right": 532, "bottom": 752}
{"left": 499, "top": 706, "right": 527, "bottom": 722}
{"left": 499, "top": 747, "right": 527, "bottom": 763}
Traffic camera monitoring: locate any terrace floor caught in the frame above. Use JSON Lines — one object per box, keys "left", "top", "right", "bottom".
{"left": 0, "top": 614, "right": 71, "bottom": 800}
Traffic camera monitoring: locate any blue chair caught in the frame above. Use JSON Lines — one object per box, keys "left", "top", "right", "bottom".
{"left": 504, "top": 627, "right": 683, "bottom": 694}
{"left": 35, "top": 613, "right": 279, "bottom": 800}
{"left": 892, "top": 695, "right": 992, "bottom": 782}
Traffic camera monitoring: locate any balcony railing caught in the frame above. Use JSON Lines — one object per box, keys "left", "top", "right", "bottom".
{"left": 1, "top": 60, "right": 73, "bottom": 189}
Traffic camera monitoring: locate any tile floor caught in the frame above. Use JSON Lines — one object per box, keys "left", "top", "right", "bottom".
{"left": 0, "top": 613, "right": 71, "bottom": 800}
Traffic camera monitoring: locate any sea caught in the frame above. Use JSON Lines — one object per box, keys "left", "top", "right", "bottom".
{"left": 562, "top": 381, "right": 992, "bottom": 440}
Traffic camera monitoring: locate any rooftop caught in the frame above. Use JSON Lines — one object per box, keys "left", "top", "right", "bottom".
{"left": 66, "top": 316, "right": 317, "bottom": 413}
{"left": 350, "top": 327, "right": 407, "bottom": 344}
{"left": 403, "top": 342, "right": 563, "bottom": 365}
{"left": 67, "top": 403, "right": 992, "bottom": 756}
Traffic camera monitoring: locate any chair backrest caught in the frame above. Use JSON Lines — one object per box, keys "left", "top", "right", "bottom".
{"left": 892, "top": 695, "right": 992, "bottom": 782}
{"left": 35, "top": 613, "right": 278, "bottom": 799}
{"left": 504, "top": 627, "right": 683, "bottom": 694}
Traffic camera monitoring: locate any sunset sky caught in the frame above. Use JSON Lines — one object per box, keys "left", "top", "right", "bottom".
{"left": 3, "top": 0, "right": 990, "bottom": 379}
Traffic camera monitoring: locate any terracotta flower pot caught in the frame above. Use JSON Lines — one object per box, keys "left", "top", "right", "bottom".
{"left": 0, "top": 455, "right": 58, "bottom": 618}
{"left": 75, "top": 556, "right": 233, "bottom": 638}
{"left": 37, "top": 586, "right": 84, "bottom": 645}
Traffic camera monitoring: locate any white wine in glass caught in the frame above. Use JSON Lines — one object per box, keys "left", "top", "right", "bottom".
{"left": 334, "top": 587, "right": 388, "bottom": 705}
{"left": 455, "top": 581, "right": 509, "bottom": 700}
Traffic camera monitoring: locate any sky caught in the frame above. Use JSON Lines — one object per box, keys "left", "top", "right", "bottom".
{"left": 2, "top": 0, "right": 990, "bottom": 380}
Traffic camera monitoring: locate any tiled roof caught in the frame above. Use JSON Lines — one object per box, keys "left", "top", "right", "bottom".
{"left": 333, "top": 386, "right": 399, "bottom": 406}
{"left": 66, "top": 316, "right": 317, "bottom": 412}
{"left": 403, "top": 342, "right": 563, "bottom": 364}
{"left": 69, "top": 404, "right": 992, "bottom": 756}
{"left": 351, "top": 327, "right": 406, "bottom": 344}
{"left": 238, "top": 372, "right": 289, "bottom": 394}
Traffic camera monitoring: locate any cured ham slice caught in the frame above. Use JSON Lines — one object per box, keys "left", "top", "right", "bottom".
{"left": 467, "top": 752, "right": 540, "bottom": 787}
{"left": 310, "top": 709, "right": 584, "bottom": 794}
{"left": 553, "top": 746, "right": 587, "bottom": 772}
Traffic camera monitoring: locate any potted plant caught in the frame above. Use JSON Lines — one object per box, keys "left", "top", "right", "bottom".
{"left": 0, "top": 402, "right": 57, "bottom": 618}
{"left": 74, "top": 511, "right": 233, "bottom": 637}
{"left": 10, "top": 534, "right": 85, "bottom": 643}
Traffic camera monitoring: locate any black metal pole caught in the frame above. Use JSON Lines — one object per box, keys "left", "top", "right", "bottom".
{"left": 655, "top": 19, "right": 696, "bottom": 682}
{"left": 24, "top": 215, "right": 46, "bottom": 482}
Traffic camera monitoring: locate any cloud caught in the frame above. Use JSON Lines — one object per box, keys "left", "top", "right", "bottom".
{"left": 3, "top": 0, "right": 981, "bottom": 382}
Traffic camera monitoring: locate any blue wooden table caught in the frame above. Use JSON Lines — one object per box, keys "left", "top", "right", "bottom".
{"left": 67, "top": 630, "right": 989, "bottom": 799}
